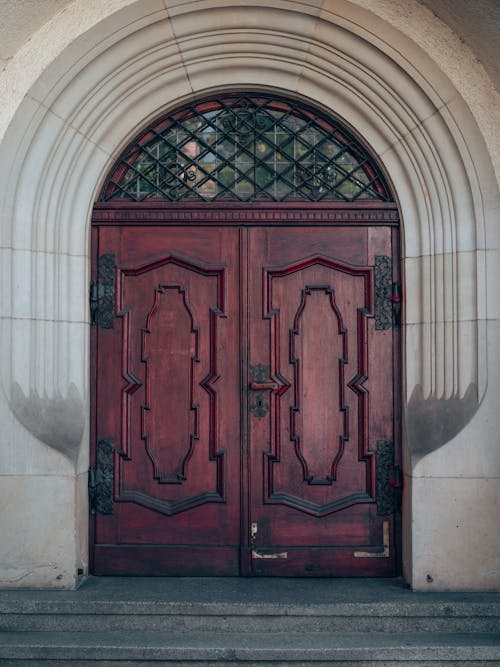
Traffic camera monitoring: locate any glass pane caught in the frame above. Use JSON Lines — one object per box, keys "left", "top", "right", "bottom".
{"left": 102, "top": 95, "right": 392, "bottom": 202}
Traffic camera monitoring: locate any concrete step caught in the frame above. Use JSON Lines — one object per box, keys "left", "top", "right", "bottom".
{"left": 1, "top": 578, "right": 500, "bottom": 665}
{"left": 2, "top": 577, "right": 500, "bottom": 634}
{"left": 0, "top": 630, "right": 500, "bottom": 665}
{"left": 2, "top": 599, "right": 500, "bottom": 633}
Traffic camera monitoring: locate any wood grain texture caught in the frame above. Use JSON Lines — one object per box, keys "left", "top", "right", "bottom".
{"left": 91, "top": 210, "right": 398, "bottom": 576}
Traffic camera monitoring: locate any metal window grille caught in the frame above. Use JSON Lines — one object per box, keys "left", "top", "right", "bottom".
{"left": 100, "top": 94, "right": 393, "bottom": 203}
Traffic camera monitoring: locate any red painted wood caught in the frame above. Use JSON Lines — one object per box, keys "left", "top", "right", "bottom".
{"left": 92, "top": 215, "right": 398, "bottom": 576}
{"left": 247, "top": 226, "right": 396, "bottom": 576}
{"left": 92, "top": 201, "right": 399, "bottom": 226}
{"left": 93, "top": 226, "right": 241, "bottom": 575}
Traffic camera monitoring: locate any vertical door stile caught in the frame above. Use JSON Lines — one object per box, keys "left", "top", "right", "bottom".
{"left": 239, "top": 226, "right": 251, "bottom": 575}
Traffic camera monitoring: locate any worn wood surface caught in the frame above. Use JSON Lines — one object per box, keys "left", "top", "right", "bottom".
{"left": 91, "top": 209, "right": 398, "bottom": 576}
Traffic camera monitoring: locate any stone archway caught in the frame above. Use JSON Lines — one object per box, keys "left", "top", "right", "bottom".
{"left": 0, "top": 0, "right": 498, "bottom": 590}
{"left": 90, "top": 92, "right": 402, "bottom": 577}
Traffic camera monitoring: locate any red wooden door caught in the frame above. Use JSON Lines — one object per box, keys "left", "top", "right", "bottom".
{"left": 246, "top": 226, "right": 397, "bottom": 576}
{"left": 92, "top": 226, "right": 241, "bottom": 575}
{"left": 91, "top": 213, "right": 399, "bottom": 576}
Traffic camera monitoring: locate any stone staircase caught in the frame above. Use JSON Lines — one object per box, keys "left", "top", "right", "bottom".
{"left": 1, "top": 577, "right": 499, "bottom": 665}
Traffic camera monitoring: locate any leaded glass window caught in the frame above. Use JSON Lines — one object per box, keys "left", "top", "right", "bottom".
{"left": 100, "top": 94, "right": 392, "bottom": 202}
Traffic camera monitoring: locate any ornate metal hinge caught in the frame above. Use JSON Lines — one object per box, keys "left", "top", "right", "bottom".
{"left": 90, "top": 253, "right": 115, "bottom": 328}
{"left": 376, "top": 439, "right": 402, "bottom": 515}
{"left": 374, "top": 256, "right": 401, "bottom": 329}
{"left": 89, "top": 439, "right": 115, "bottom": 515}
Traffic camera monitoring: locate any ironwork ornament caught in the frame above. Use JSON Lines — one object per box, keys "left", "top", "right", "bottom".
{"left": 375, "top": 255, "right": 393, "bottom": 330}
{"left": 91, "top": 253, "right": 116, "bottom": 329}
{"left": 101, "top": 95, "right": 393, "bottom": 203}
{"left": 376, "top": 439, "right": 396, "bottom": 516}
{"left": 91, "top": 439, "right": 115, "bottom": 515}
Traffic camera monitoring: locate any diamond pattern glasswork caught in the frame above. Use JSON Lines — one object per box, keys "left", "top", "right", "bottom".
{"left": 101, "top": 95, "right": 392, "bottom": 202}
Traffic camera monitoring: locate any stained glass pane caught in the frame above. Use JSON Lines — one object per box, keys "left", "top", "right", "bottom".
{"left": 101, "top": 94, "right": 392, "bottom": 202}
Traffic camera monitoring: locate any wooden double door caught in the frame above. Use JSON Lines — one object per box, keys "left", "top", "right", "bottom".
{"left": 91, "top": 207, "right": 400, "bottom": 576}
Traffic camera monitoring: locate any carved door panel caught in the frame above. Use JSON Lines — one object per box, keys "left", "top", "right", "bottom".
{"left": 246, "top": 226, "right": 398, "bottom": 576}
{"left": 92, "top": 226, "right": 241, "bottom": 575}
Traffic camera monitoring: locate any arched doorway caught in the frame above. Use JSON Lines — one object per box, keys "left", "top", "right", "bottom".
{"left": 89, "top": 93, "right": 401, "bottom": 577}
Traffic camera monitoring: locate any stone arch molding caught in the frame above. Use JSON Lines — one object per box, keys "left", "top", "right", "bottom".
{"left": 0, "top": 0, "right": 494, "bottom": 474}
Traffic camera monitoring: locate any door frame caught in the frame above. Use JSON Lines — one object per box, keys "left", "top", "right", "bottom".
{"left": 89, "top": 200, "right": 402, "bottom": 576}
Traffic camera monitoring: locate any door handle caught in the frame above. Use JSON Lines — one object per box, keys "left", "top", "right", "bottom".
{"left": 250, "top": 381, "right": 279, "bottom": 391}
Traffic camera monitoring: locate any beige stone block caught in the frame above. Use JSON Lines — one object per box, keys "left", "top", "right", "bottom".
{"left": 419, "top": 110, "right": 479, "bottom": 255}
{"left": 455, "top": 250, "right": 484, "bottom": 323}
{"left": 4, "top": 317, "right": 88, "bottom": 466}
{"left": 413, "top": 319, "right": 500, "bottom": 479}
{"left": 85, "top": 67, "right": 192, "bottom": 157}
{"left": 404, "top": 316, "right": 482, "bottom": 410}
{"left": 403, "top": 256, "right": 428, "bottom": 327}
{"left": 439, "top": 82, "right": 500, "bottom": 232}
{"left": 0, "top": 378, "right": 74, "bottom": 476}
{"left": 485, "top": 249, "right": 500, "bottom": 320}
{"left": 410, "top": 475, "right": 500, "bottom": 591}
{"left": 43, "top": 23, "right": 178, "bottom": 134}
{"left": 28, "top": 2, "right": 169, "bottom": 109}
{"left": 167, "top": 1, "right": 321, "bottom": 24}
{"left": 9, "top": 318, "right": 32, "bottom": 393}
{"left": 24, "top": 251, "right": 89, "bottom": 325}
{"left": 34, "top": 126, "right": 90, "bottom": 246}
{"left": 186, "top": 57, "right": 303, "bottom": 99}
{"left": 0, "top": 474, "right": 80, "bottom": 588}
{"left": 169, "top": 4, "right": 318, "bottom": 93}
{"left": 32, "top": 252, "right": 56, "bottom": 321}
{"left": 10, "top": 108, "right": 67, "bottom": 252}
{"left": 404, "top": 322, "right": 426, "bottom": 397}
{"left": 379, "top": 139, "right": 435, "bottom": 258}
{"left": 405, "top": 251, "right": 482, "bottom": 326}
{"left": 0, "top": 96, "right": 45, "bottom": 248}
{"left": 309, "top": 13, "right": 437, "bottom": 130}
{"left": 61, "top": 254, "right": 88, "bottom": 324}
{"left": 297, "top": 69, "right": 397, "bottom": 158}
{"left": 0, "top": 248, "right": 11, "bottom": 318}
{"left": 58, "top": 143, "right": 109, "bottom": 257}
{"left": 27, "top": 319, "right": 88, "bottom": 402}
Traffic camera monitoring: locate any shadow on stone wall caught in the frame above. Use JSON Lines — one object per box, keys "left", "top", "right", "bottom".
{"left": 10, "top": 383, "right": 85, "bottom": 463}
{"left": 406, "top": 383, "right": 479, "bottom": 459}
{"left": 8, "top": 380, "right": 481, "bottom": 466}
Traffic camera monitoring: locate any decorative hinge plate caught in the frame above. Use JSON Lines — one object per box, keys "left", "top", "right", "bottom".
{"left": 89, "top": 439, "right": 115, "bottom": 515}
{"left": 376, "top": 439, "right": 402, "bottom": 515}
{"left": 90, "top": 253, "right": 115, "bottom": 328}
{"left": 375, "top": 256, "right": 401, "bottom": 329}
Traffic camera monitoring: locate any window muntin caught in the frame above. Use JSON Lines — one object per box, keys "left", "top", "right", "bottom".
{"left": 101, "top": 95, "right": 392, "bottom": 203}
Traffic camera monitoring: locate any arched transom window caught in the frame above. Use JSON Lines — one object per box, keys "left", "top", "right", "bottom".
{"left": 100, "top": 94, "right": 393, "bottom": 203}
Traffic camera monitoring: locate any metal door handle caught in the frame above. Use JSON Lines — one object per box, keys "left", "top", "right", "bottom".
{"left": 250, "top": 381, "right": 279, "bottom": 391}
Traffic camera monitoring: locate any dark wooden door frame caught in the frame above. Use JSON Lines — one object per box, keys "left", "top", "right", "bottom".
{"left": 89, "top": 201, "right": 402, "bottom": 576}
